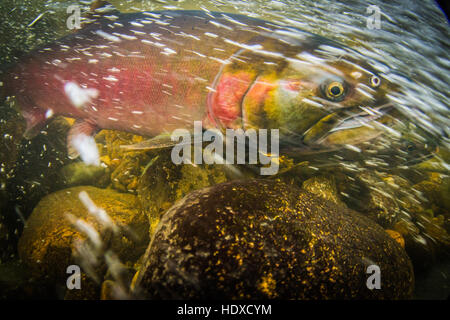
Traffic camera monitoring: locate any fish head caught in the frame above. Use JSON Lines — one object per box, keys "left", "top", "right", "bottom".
{"left": 241, "top": 47, "right": 399, "bottom": 153}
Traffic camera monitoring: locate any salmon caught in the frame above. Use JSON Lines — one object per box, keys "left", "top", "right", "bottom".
{"left": 4, "top": 9, "right": 396, "bottom": 164}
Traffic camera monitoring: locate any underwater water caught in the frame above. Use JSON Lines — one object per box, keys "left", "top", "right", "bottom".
{"left": 0, "top": 0, "right": 448, "bottom": 300}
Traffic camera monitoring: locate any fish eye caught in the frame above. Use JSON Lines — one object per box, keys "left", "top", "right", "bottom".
{"left": 324, "top": 81, "right": 345, "bottom": 101}
{"left": 370, "top": 75, "right": 381, "bottom": 88}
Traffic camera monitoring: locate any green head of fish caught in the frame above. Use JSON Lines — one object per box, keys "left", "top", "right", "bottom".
{"left": 239, "top": 45, "right": 399, "bottom": 153}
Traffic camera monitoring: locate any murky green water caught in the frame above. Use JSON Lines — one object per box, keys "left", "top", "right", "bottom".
{"left": 0, "top": 0, "right": 448, "bottom": 300}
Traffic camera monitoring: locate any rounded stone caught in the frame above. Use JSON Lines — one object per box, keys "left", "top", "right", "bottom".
{"left": 135, "top": 179, "right": 414, "bottom": 299}
{"left": 302, "top": 175, "right": 345, "bottom": 206}
{"left": 18, "top": 186, "right": 149, "bottom": 284}
{"left": 60, "top": 162, "right": 110, "bottom": 188}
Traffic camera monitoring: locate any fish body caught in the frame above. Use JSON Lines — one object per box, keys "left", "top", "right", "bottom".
{"left": 5, "top": 10, "right": 395, "bottom": 158}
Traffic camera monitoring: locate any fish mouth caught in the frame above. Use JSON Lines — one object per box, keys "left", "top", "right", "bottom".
{"left": 302, "top": 102, "right": 395, "bottom": 147}
{"left": 328, "top": 102, "right": 394, "bottom": 133}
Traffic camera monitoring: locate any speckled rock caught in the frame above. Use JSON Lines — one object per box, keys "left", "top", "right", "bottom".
{"left": 18, "top": 186, "right": 149, "bottom": 285}
{"left": 95, "top": 130, "right": 150, "bottom": 193}
{"left": 413, "top": 175, "right": 450, "bottom": 213}
{"left": 134, "top": 179, "right": 414, "bottom": 299}
{"left": 302, "top": 175, "right": 345, "bottom": 206}
{"left": 137, "top": 150, "right": 228, "bottom": 237}
{"left": 385, "top": 229, "right": 405, "bottom": 248}
{"left": 337, "top": 171, "right": 402, "bottom": 228}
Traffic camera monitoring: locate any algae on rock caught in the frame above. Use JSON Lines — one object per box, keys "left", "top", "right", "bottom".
{"left": 135, "top": 180, "right": 414, "bottom": 299}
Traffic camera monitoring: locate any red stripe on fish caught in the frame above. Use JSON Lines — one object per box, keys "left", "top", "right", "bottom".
{"left": 208, "top": 71, "right": 256, "bottom": 129}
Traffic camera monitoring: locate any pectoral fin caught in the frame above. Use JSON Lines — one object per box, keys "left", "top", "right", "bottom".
{"left": 120, "top": 133, "right": 192, "bottom": 151}
{"left": 22, "top": 107, "right": 48, "bottom": 139}
{"left": 67, "top": 119, "right": 100, "bottom": 166}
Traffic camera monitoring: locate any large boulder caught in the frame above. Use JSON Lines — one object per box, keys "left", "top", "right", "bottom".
{"left": 134, "top": 179, "right": 414, "bottom": 299}
{"left": 18, "top": 186, "right": 148, "bottom": 288}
